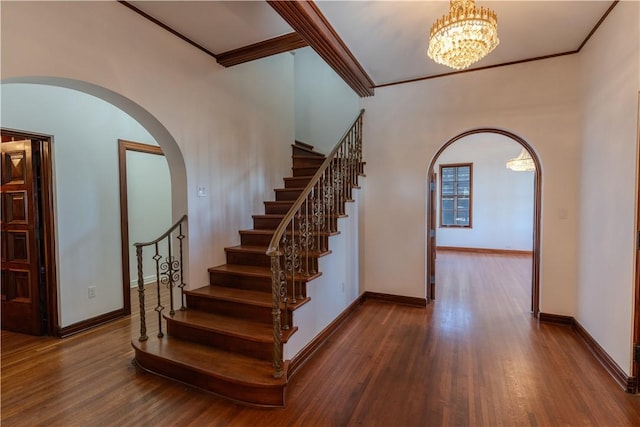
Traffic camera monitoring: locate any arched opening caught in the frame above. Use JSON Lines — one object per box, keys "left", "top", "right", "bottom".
{"left": 1, "top": 77, "right": 188, "bottom": 333}
{"left": 426, "top": 128, "right": 541, "bottom": 316}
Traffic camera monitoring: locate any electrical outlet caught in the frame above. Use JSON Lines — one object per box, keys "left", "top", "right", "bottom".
{"left": 88, "top": 286, "right": 96, "bottom": 299}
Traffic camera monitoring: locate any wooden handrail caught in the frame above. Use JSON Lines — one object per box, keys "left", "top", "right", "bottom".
{"left": 267, "top": 110, "right": 364, "bottom": 378}
{"left": 134, "top": 214, "right": 188, "bottom": 248}
{"left": 266, "top": 110, "right": 364, "bottom": 256}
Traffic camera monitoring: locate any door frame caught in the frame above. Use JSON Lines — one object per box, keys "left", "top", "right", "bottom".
{"left": 633, "top": 92, "right": 640, "bottom": 393}
{"left": 1, "top": 127, "right": 59, "bottom": 335}
{"left": 118, "top": 139, "right": 164, "bottom": 315}
{"left": 426, "top": 128, "right": 542, "bottom": 316}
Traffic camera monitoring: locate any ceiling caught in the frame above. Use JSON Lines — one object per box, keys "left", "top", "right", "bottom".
{"left": 127, "top": 0, "right": 615, "bottom": 89}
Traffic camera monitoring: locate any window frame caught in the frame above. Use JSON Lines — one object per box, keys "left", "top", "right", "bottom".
{"left": 439, "top": 163, "right": 473, "bottom": 228}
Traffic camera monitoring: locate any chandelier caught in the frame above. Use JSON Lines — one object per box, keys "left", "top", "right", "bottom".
{"left": 427, "top": 0, "right": 499, "bottom": 70}
{"left": 506, "top": 148, "right": 535, "bottom": 172}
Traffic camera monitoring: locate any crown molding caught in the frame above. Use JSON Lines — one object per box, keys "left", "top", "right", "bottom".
{"left": 217, "top": 33, "right": 307, "bottom": 68}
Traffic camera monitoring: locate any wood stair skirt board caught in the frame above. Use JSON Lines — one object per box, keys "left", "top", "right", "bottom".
{"left": 538, "top": 313, "right": 636, "bottom": 393}
{"left": 436, "top": 246, "right": 533, "bottom": 256}
{"left": 132, "top": 141, "right": 358, "bottom": 407}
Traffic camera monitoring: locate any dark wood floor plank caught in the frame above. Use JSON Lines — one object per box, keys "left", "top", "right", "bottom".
{"left": 2, "top": 253, "right": 640, "bottom": 426}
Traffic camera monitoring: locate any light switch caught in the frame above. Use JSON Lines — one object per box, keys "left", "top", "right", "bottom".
{"left": 197, "top": 185, "right": 207, "bottom": 197}
{"left": 558, "top": 208, "right": 568, "bottom": 220}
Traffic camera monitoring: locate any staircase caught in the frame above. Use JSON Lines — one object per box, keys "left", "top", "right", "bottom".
{"left": 132, "top": 142, "right": 336, "bottom": 407}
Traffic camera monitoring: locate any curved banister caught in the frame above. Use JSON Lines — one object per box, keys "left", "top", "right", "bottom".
{"left": 134, "top": 214, "right": 188, "bottom": 342}
{"left": 266, "top": 110, "right": 364, "bottom": 256}
{"left": 267, "top": 110, "right": 364, "bottom": 378}
{"left": 134, "top": 214, "right": 188, "bottom": 248}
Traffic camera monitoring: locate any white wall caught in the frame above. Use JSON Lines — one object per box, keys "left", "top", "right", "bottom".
{"left": 126, "top": 150, "right": 172, "bottom": 285}
{"left": 435, "top": 134, "right": 534, "bottom": 251}
{"left": 361, "top": 55, "right": 580, "bottom": 317}
{"left": 294, "top": 47, "right": 361, "bottom": 153}
{"left": 577, "top": 0, "right": 640, "bottom": 375}
{"left": 285, "top": 185, "right": 363, "bottom": 359}
{"left": 0, "top": 84, "right": 158, "bottom": 327}
{"left": 1, "top": 1, "right": 294, "bottom": 326}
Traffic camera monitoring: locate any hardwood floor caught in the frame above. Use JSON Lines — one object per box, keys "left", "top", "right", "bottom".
{"left": 2, "top": 252, "right": 640, "bottom": 426}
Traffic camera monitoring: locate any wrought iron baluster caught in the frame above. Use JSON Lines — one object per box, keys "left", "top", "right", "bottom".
{"left": 153, "top": 242, "right": 164, "bottom": 338}
{"left": 133, "top": 215, "right": 187, "bottom": 342}
{"left": 136, "top": 245, "right": 147, "bottom": 342}
{"left": 178, "top": 223, "right": 186, "bottom": 311}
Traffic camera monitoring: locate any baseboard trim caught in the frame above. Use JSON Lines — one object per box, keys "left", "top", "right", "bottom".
{"left": 364, "top": 291, "right": 427, "bottom": 307}
{"left": 437, "top": 246, "right": 533, "bottom": 256}
{"left": 288, "top": 295, "right": 366, "bottom": 379}
{"left": 572, "top": 319, "right": 636, "bottom": 393}
{"left": 538, "top": 312, "right": 574, "bottom": 325}
{"left": 539, "top": 312, "right": 636, "bottom": 393}
{"left": 58, "top": 308, "right": 125, "bottom": 338}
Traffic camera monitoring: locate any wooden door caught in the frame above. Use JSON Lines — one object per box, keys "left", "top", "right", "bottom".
{"left": 1, "top": 139, "right": 42, "bottom": 335}
{"left": 428, "top": 172, "right": 437, "bottom": 300}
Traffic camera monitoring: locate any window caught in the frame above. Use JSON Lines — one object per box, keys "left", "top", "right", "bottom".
{"left": 440, "top": 163, "right": 472, "bottom": 227}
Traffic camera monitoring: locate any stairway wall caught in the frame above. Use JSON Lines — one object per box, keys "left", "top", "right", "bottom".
{"left": 284, "top": 182, "right": 365, "bottom": 360}
{"left": 294, "top": 47, "right": 361, "bottom": 154}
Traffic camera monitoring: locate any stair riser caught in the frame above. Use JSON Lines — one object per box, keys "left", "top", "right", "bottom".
{"left": 253, "top": 217, "right": 282, "bottom": 230}
{"left": 240, "top": 232, "right": 273, "bottom": 246}
{"left": 209, "top": 271, "right": 308, "bottom": 298}
{"left": 264, "top": 203, "right": 292, "bottom": 215}
{"left": 293, "top": 166, "right": 320, "bottom": 177}
{"left": 275, "top": 189, "right": 302, "bottom": 201}
{"left": 166, "top": 320, "right": 273, "bottom": 362}
{"left": 133, "top": 349, "right": 285, "bottom": 407}
{"left": 284, "top": 177, "right": 313, "bottom": 188}
{"left": 293, "top": 157, "right": 325, "bottom": 169}
{"left": 264, "top": 201, "right": 307, "bottom": 215}
{"left": 226, "top": 250, "right": 271, "bottom": 267}
{"left": 253, "top": 216, "right": 337, "bottom": 232}
{"left": 185, "top": 294, "right": 292, "bottom": 328}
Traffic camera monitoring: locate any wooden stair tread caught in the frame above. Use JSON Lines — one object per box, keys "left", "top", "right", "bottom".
{"left": 291, "top": 141, "right": 326, "bottom": 157}
{"left": 225, "top": 244, "right": 331, "bottom": 258}
{"left": 274, "top": 187, "right": 305, "bottom": 192}
{"left": 208, "top": 264, "right": 322, "bottom": 282}
{"left": 253, "top": 213, "right": 344, "bottom": 219}
{"left": 284, "top": 175, "right": 315, "bottom": 180}
{"left": 239, "top": 228, "right": 340, "bottom": 236}
{"left": 168, "top": 310, "right": 273, "bottom": 342}
{"left": 187, "top": 285, "right": 311, "bottom": 311}
{"left": 132, "top": 338, "right": 285, "bottom": 386}
{"left": 225, "top": 245, "right": 268, "bottom": 254}
{"left": 187, "top": 285, "right": 271, "bottom": 307}
{"left": 168, "top": 310, "right": 299, "bottom": 343}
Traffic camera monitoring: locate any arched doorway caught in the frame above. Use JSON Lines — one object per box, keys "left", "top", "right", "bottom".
{"left": 426, "top": 128, "right": 542, "bottom": 316}
{"left": 1, "top": 77, "right": 188, "bottom": 334}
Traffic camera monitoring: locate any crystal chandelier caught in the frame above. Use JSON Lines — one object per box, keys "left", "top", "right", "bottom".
{"left": 506, "top": 148, "right": 535, "bottom": 172}
{"left": 427, "top": 0, "right": 499, "bottom": 70}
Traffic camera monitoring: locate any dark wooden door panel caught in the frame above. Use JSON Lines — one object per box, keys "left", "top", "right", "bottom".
{"left": 6, "top": 231, "right": 30, "bottom": 262}
{"left": 1, "top": 139, "right": 41, "bottom": 335}
{"left": 5, "top": 191, "right": 28, "bottom": 224}
{"left": 3, "top": 148, "right": 27, "bottom": 185}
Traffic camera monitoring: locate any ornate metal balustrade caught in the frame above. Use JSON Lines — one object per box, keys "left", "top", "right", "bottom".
{"left": 135, "top": 214, "right": 187, "bottom": 342}
{"left": 266, "top": 110, "right": 364, "bottom": 378}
